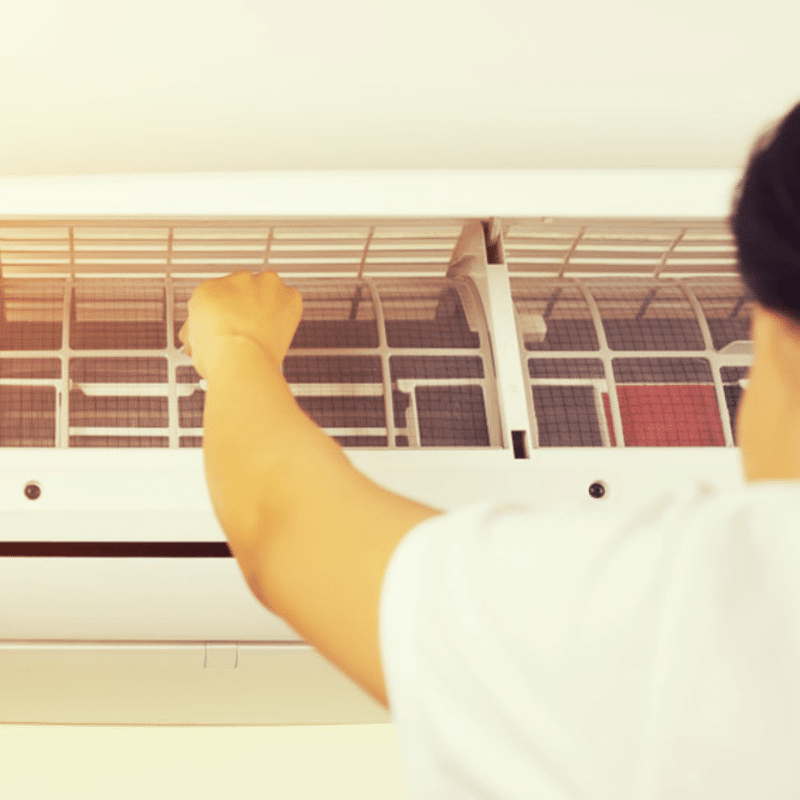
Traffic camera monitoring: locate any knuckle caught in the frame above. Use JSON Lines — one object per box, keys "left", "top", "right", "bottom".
{"left": 257, "top": 270, "right": 281, "bottom": 287}
{"left": 217, "top": 270, "right": 250, "bottom": 290}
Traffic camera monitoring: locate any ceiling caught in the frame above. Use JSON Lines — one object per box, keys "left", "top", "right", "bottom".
{"left": 2, "top": 0, "right": 799, "bottom": 175}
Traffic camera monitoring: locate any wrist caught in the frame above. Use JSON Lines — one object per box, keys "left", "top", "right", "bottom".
{"left": 201, "top": 334, "right": 277, "bottom": 382}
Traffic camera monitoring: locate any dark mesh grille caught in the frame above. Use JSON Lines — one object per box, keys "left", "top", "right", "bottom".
{"left": 284, "top": 355, "right": 382, "bottom": 383}
{"left": 71, "top": 281, "right": 167, "bottom": 350}
{"left": 69, "top": 394, "right": 169, "bottom": 428}
{"left": 0, "top": 358, "right": 60, "bottom": 379}
{"left": 70, "top": 357, "right": 167, "bottom": 383}
{"left": 514, "top": 275, "right": 753, "bottom": 449}
{"left": 332, "top": 435, "right": 388, "bottom": 447}
{"left": 390, "top": 356, "right": 484, "bottom": 380}
{"left": 179, "top": 391, "right": 205, "bottom": 428}
{"left": 414, "top": 386, "right": 490, "bottom": 446}
{"left": 612, "top": 358, "right": 714, "bottom": 384}
{"left": 295, "top": 395, "right": 386, "bottom": 429}
{"left": 591, "top": 284, "right": 705, "bottom": 351}
{"left": 721, "top": 366, "right": 750, "bottom": 446}
{"left": 0, "top": 278, "right": 65, "bottom": 352}
{"left": 528, "top": 358, "right": 605, "bottom": 379}
{"left": 0, "top": 324, "right": 62, "bottom": 351}
{"left": 381, "top": 285, "right": 480, "bottom": 348}
{"left": 691, "top": 282, "right": 755, "bottom": 351}
{"left": 532, "top": 385, "right": 604, "bottom": 447}
{"left": 70, "top": 436, "right": 170, "bottom": 448}
{"left": 0, "top": 386, "right": 56, "bottom": 446}
{"left": 512, "top": 281, "right": 599, "bottom": 351}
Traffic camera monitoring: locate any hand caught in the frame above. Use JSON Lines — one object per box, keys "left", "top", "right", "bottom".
{"left": 178, "top": 271, "right": 303, "bottom": 379}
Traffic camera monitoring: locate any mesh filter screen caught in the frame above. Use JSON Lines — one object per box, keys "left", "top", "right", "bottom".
{"left": 72, "top": 279, "right": 167, "bottom": 349}
{"left": 512, "top": 276, "right": 754, "bottom": 448}
{"left": 0, "top": 386, "right": 56, "bottom": 446}
{"left": 0, "top": 219, "right": 752, "bottom": 452}
{"left": 0, "top": 275, "right": 497, "bottom": 449}
{"left": 0, "top": 278, "right": 64, "bottom": 350}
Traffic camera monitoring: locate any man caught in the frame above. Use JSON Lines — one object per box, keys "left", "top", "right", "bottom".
{"left": 179, "top": 101, "right": 800, "bottom": 798}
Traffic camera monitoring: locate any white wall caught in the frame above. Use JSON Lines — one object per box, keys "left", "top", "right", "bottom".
{"left": 0, "top": 0, "right": 778, "bottom": 789}
{"left": 0, "top": 724, "right": 412, "bottom": 800}
{"left": 0, "top": 0, "right": 799, "bottom": 174}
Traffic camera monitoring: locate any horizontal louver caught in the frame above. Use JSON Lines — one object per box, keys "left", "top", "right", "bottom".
{"left": 0, "top": 220, "right": 465, "bottom": 277}
{"left": 502, "top": 219, "right": 737, "bottom": 276}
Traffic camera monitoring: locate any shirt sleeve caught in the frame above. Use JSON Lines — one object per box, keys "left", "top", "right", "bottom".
{"left": 378, "top": 491, "right": 697, "bottom": 800}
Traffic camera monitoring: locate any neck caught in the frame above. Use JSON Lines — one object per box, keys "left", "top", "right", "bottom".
{"left": 737, "top": 318, "right": 800, "bottom": 482}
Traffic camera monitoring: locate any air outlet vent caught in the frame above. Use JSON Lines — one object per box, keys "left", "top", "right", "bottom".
{"left": 502, "top": 219, "right": 737, "bottom": 275}
{"left": 0, "top": 220, "right": 466, "bottom": 277}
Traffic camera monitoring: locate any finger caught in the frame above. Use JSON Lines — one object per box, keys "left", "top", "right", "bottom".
{"left": 178, "top": 321, "right": 191, "bottom": 356}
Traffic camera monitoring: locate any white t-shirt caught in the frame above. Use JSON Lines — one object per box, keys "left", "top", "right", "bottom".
{"left": 379, "top": 479, "right": 800, "bottom": 800}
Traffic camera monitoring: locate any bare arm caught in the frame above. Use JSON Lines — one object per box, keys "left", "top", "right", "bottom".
{"left": 180, "top": 272, "right": 440, "bottom": 706}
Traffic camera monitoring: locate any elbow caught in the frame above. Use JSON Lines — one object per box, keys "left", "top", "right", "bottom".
{"left": 218, "top": 511, "right": 275, "bottom": 611}
{"left": 231, "top": 544, "right": 275, "bottom": 612}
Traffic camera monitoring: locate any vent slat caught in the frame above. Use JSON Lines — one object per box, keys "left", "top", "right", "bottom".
{"left": 503, "top": 219, "right": 736, "bottom": 275}
{"left": 1, "top": 220, "right": 466, "bottom": 277}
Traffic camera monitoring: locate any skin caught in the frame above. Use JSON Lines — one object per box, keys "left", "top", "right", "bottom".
{"left": 179, "top": 271, "right": 795, "bottom": 707}
{"left": 737, "top": 302, "right": 800, "bottom": 483}
{"left": 178, "top": 271, "right": 440, "bottom": 708}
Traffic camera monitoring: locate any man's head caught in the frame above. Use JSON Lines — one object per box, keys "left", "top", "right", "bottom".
{"left": 731, "top": 102, "right": 800, "bottom": 328}
{"left": 730, "top": 102, "right": 800, "bottom": 482}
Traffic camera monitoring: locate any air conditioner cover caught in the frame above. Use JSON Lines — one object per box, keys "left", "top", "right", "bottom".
{"left": 0, "top": 214, "right": 751, "bottom": 724}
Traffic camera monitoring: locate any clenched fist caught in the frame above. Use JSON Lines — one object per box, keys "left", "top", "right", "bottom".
{"left": 178, "top": 271, "right": 303, "bottom": 379}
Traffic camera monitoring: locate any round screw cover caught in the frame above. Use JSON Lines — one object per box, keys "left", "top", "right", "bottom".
{"left": 588, "top": 481, "right": 606, "bottom": 499}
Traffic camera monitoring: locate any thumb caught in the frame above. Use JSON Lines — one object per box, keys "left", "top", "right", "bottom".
{"left": 178, "top": 320, "right": 192, "bottom": 356}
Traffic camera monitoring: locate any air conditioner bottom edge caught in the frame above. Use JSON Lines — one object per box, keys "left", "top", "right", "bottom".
{"left": 0, "top": 642, "right": 388, "bottom": 725}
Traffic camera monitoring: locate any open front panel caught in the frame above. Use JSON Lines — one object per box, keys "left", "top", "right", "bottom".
{"left": 511, "top": 276, "right": 754, "bottom": 448}
{"left": 0, "top": 274, "right": 499, "bottom": 449}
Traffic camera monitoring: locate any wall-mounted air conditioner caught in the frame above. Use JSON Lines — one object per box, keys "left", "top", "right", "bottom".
{"left": 0, "top": 183, "right": 752, "bottom": 724}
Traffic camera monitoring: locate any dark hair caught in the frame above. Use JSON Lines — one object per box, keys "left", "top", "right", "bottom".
{"left": 730, "top": 102, "right": 800, "bottom": 326}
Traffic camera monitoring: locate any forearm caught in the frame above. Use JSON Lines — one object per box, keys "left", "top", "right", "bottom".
{"left": 196, "top": 311, "right": 440, "bottom": 705}
{"left": 201, "top": 335, "right": 351, "bottom": 594}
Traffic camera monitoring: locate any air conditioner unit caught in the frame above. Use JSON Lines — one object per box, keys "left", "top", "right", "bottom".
{"left": 0, "top": 182, "right": 752, "bottom": 724}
